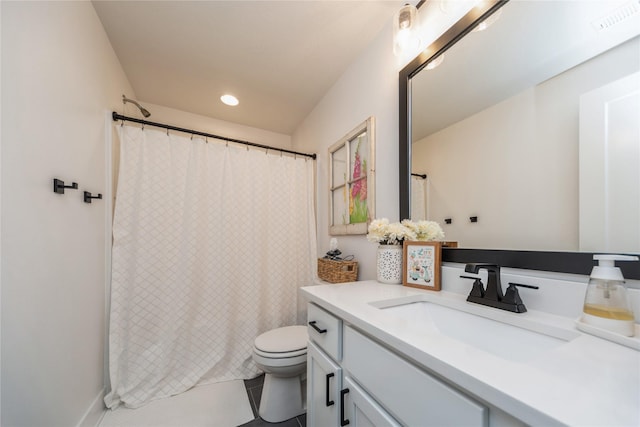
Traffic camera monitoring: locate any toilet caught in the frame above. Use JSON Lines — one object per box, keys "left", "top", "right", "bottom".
{"left": 252, "top": 325, "right": 308, "bottom": 423}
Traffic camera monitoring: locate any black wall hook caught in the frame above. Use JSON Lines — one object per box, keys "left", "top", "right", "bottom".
{"left": 53, "top": 178, "right": 78, "bottom": 194}
{"left": 84, "top": 192, "right": 103, "bottom": 204}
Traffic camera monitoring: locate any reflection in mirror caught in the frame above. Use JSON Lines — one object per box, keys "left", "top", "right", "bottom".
{"left": 408, "top": 0, "right": 640, "bottom": 252}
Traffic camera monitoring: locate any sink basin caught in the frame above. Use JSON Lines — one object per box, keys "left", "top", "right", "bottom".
{"left": 377, "top": 300, "right": 579, "bottom": 363}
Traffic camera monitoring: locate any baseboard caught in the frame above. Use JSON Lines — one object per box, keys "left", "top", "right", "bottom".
{"left": 76, "top": 388, "right": 106, "bottom": 427}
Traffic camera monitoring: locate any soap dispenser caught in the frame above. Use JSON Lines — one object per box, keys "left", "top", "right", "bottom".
{"left": 581, "top": 254, "right": 639, "bottom": 337}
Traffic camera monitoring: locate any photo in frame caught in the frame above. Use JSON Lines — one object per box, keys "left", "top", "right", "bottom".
{"left": 402, "top": 241, "right": 442, "bottom": 290}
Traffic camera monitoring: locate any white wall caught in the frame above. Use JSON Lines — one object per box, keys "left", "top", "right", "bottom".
{"left": 1, "top": 2, "right": 133, "bottom": 426}
{"left": 137, "top": 103, "right": 292, "bottom": 150}
{"left": 292, "top": 26, "right": 398, "bottom": 280}
{"left": 291, "top": 5, "right": 464, "bottom": 280}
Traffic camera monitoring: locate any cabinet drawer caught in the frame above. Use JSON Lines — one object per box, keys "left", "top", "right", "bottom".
{"left": 344, "top": 326, "right": 488, "bottom": 427}
{"left": 307, "top": 303, "right": 342, "bottom": 361}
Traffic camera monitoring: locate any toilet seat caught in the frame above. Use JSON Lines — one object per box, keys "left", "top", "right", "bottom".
{"left": 253, "top": 325, "right": 308, "bottom": 367}
{"left": 254, "top": 325, "right": 307, "bottom": 354}
{"left": 254, "top": 347, "right": 307, "bottom": 359}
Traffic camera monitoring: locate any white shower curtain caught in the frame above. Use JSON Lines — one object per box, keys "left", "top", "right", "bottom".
{"left": 105, "top": 125, "right": 317, "bottom": 409}
{"left": 411, "top": 175, "right": 427, "bottom": 220}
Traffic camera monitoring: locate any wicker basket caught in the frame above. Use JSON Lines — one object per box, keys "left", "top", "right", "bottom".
{"left": 317, "top": 258, "right": 358, "bottom": 283}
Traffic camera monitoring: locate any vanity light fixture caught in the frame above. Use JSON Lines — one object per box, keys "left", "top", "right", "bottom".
{"left": 393, "top": 3, "right": 421, "bottom": 56}
{"left": 472, "top": 8, "right": 502, "bottom": 32}
{"left": 425, "top": 54, "right": 445, "bottom": 70}
{"left": 220, "top": 94, "right": 239, "bottom": 106}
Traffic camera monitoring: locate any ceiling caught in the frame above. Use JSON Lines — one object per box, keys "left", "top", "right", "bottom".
{"left": 92, "top": 0, "right": 408, "bottom": 135}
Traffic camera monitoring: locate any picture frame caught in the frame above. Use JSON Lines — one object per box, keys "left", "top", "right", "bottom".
{"left": 403, "top": 241, "right": 442, "bottom": 290}
{"left": 328, "top": 117, "right": 376, "bottom": 235}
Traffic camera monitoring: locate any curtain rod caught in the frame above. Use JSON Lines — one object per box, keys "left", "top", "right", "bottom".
{"left": 112, "top": 112, "right": 317, "bottom": 160}
{"left": 411, "top": 173, "right": 427, "bottom": 179}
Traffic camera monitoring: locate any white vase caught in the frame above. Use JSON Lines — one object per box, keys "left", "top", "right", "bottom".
{"left": 376, "top": 244, "right": 403, "bottom": 284}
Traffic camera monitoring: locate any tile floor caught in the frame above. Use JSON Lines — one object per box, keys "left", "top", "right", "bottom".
{"left": 239, "top": 374, "right": 307, "bottom": 427}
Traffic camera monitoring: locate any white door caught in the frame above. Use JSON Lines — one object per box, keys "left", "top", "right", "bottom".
{"left": 579, "top": 71, "right": 640, "bottom": 252}
{"left": 307, "top": 341, "right": 341, "bottom": 427}
{"left": 343, "top": 377, "right": 401, "bottom": 427}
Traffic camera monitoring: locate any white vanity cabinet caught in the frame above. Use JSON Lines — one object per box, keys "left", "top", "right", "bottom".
{"left": 307, "top": 342, "right": 342, "bottom": 427}
{"left": 342, "top": 376, "right": 401, "bottom": 427}
{"left": 307, "top": 303, "right": 344, "bottom": 427}
{"left": 308, "top": 302, "right": 399, "bottom": 427}
{"left": 307, "top": 301, "right": 522, "bottom": 427}
{"left": 343, "top": 326, "right": 488, "bottom": 427}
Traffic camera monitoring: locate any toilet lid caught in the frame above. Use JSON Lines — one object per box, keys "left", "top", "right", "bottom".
{"left": 254, "top": 325, "right": 308, "bottom": 353}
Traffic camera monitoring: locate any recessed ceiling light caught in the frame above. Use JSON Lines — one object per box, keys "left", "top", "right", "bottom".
{"left": 220, "top": 94, "right": 239, "bottom": 106}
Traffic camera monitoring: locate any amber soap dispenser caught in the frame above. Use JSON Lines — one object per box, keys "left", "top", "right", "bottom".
{"left": 581, "top": 254, "right": 639, "bottom": 337}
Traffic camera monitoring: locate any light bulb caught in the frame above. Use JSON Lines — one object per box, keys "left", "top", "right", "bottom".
{"left": 220, "top": 94, "right": 239, "bottom": 106}
{"left": 472, "top": 8, "right": 502, "bottom": 32}
{"left": 425, "top": 54, "right": 445, "bottom": 70}
{"left": 393, "top": 3, "right": 420, "bottom": 56}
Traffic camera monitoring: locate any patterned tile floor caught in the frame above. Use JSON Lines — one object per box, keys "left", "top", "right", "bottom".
{"left": 239, "top": 374, "right": 306, "bottom": 427}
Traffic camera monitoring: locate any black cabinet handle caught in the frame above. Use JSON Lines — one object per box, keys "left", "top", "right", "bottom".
{"left": 340, "top": 388, "right": 350, "bottom": 426}
{"left": 308, "top": 320, "right": 327, "bottom": 334}
{"left": 325, "top": 373, "right": 335, "bottom": 406}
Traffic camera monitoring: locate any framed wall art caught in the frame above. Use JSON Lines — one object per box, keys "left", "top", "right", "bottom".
{"left": 403, "top": 241, "right": 442, "bottom": 290}
{"left": 328, "top": 117, "right": 375, "bottom": 235}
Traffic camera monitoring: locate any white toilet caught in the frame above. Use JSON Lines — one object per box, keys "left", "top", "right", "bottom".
{"left": 252, "top": 325, "right": 308, "bottom": 423}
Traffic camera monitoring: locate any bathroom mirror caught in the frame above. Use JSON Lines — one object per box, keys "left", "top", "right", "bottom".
{"left": 399, "top": 0, "right": 640, "bottom": 277}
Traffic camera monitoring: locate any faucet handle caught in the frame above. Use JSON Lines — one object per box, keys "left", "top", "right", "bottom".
{"left": 508, "top": 282, "right": 539, "bottom": 290}
{"left": 503, "top": 282, "right": 539, "bottom": 306}
{"left": 460, "top": 275, "right": 485, "bottom": 298}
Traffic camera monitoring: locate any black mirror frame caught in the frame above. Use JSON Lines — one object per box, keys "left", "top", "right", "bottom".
{"left": 398, "top": 0, "right": 640, "bottom": 279}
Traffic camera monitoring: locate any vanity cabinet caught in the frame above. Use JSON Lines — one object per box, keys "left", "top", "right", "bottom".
{"left": 307, "top": 342, "right": 342, "bottom": 427}
{"left": 307, "top": 303, "right": 344, "bottom": 427}
{"left": 308, "top": 302, "right": 399, "bottom": 427}
{"left": 307, "top": 302, "right": 524, "bottom": 427}
{"left": 342, "top": 376, "right": 401, "bottom": 427}
{"left": 343, "top": 326, "right": 487, "bottom": 426}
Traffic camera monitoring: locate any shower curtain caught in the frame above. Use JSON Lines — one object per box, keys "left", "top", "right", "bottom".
{"left": 411, "top": 175, "right": 427, "bottom": 220}
{"left": 105, "top": 125, "right": 317, "bottom": 409}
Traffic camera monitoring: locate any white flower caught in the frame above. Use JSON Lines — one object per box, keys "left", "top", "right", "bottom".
{"left": 402, "top": 219, "right": 444, "bottom": 241}
{"left": 366, "top": 218, "right": 390, "bottom": 243}
{"left": 367, "top": 218, "right": 442, "bottom": 245}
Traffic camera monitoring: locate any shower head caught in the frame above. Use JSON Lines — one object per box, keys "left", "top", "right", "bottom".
{"left": 122, "top": 95, "right": 151, "bottom": 118}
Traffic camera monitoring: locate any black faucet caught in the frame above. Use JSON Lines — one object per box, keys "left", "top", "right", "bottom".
{"left": 461, "top": 263, "right": 538, "bottom": 313}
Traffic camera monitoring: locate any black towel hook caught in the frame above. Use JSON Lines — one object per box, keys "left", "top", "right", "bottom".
{"left": 53, "top": 178, "right": 78, "bottom": 195}
{"left": 84, "top": 191, "right": 103, "bottom": 204}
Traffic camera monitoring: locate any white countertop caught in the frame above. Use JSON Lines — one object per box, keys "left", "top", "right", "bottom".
{"left": 301, "top": 280, "right": 640, "bottom": 427}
